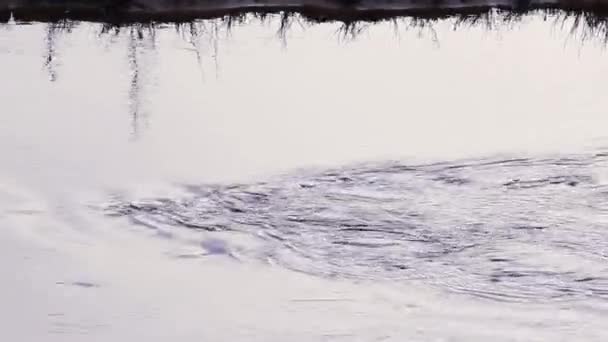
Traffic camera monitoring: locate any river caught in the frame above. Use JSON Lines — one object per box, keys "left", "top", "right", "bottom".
{"left": 1, "top": 11, "right": 608, "bottom": 341}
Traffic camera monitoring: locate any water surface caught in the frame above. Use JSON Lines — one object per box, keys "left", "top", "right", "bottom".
{"left": 2, "top": 12, "right": 608, "bottom": 341}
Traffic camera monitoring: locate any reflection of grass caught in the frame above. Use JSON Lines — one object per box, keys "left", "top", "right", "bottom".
{"left": 14, "top": 8, "right": 608, "bottom": 45}
{"left": 21, "top": 9, "right": 608, "bottom": 91}
{"left": 19, "top": 8, "right": 608, "bottom": 86}
{"left": 179, "top": 9, "right": 608, "bottom": 44}
{"left": 7, "top": 7, "right": 608, "bottom": 137}
{"left": 554, "top": 9, "right": 608, "bottom": 43}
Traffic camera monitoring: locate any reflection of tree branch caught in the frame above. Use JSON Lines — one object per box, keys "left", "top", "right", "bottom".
{"left": 125, "top": 23, "right": 157, "bottom": 139}
{"left": 44, "top": 24, "right": 58, "bottom": 81}
{"left": 127, "top": 26, "right": 140, "bottom": 139}
{"left": 175, "top": 20, "right": 223, "bottom": 80}
{"left": 277, "top": 11, "right": 293, "bottom": 46}
{"left": 187, "top": 22, "right": 205, "bottom": 81}
{"left": 43, "top": 21, "right": 77, "bottom": 82}
{"left": 212, "top": 21, "right": 220, "bottom": 79}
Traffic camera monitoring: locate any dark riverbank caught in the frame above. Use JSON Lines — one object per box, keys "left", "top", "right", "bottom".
{"left": 2, "top": 0, "right": 608, "bottom": 23}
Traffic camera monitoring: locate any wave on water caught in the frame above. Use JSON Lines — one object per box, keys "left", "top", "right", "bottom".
{"left": 106, "top": 152, "right": 608, "bottom": 303}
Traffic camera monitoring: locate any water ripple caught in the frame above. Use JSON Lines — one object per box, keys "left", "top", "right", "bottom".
{"left": 105, "top": 152, "right": 608, "bottom": 303}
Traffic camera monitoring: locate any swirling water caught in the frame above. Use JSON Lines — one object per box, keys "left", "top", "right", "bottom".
{"left": 107, "top": 152, "right": 608, "bottom": 304}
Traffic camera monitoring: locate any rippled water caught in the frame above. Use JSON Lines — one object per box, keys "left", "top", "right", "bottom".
{"left": 106, "top": 152, "right": 608, "bottom": 303}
